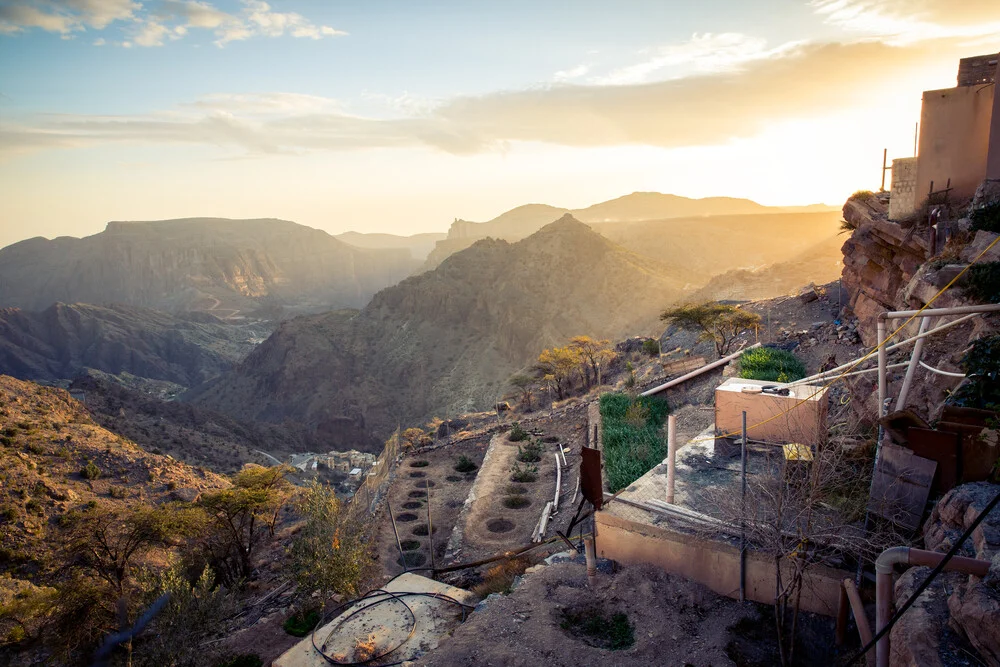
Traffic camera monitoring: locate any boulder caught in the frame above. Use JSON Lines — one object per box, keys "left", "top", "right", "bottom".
{"left": 169, "top": 487, "right": 202, "bottom": 503}
{"left": 947, "top": 555, "right": 1000, "bottom": 665}
{"left": 960, "top": 231, "right": 1000, "bottom": 264}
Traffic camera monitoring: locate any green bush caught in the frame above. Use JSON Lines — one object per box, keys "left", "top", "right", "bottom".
{"left": 80, "top": 460, "right": 101, "bottom": 480}
{"left": 560, "top": 608, "right": 635, "bottom": 650}
{"left": 516, "top": 439, "right": 543, "bottom": 463}
{"left": 641, "top": 339, "right": 660, "bottom": 356}
{"left": 738, "top": 347, "right": 806, "bottom": 382}
{"left": 599, "top": 393, "right": 670, "bottom": 493}
{"left": 282, "top": 608, "right": 321, "bottom": 637}
{"left": 963, "top": 262, "right": 1000, "bottom": 304}
{"left": 454, "top": 455, "right": 478, "bottom": 473}
{"left": 949, "top": 334, "right": 1000, "bottom": 411}
{"left": 508, "top": 422, "right": 529, "bottom": 442}
{"left": 970, "top": 201, "right": 1000, "bottom": 234}
{"left": 510, "top": 462, "right": 538, "bottom": 483}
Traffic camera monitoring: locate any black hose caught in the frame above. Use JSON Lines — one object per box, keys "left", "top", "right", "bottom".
{"left": 845, "top": 489, "right": 1000, "bottom": 666}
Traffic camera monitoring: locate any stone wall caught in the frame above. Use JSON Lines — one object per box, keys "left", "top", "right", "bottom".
{"left": 889, "top": 157, "right": 918, "bottom": 221}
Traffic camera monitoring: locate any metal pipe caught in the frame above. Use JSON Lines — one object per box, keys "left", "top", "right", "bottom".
{"left": 641, "top": 343, "right": 760, "bottom": 397}
{"left": 843, "top": 579, "right": 874, "bottom": 666}
{"left": 666, "top": 415, "right": 677, "bottom": 504}
{"left": 788, "top": 363, "right": 908, "bottom": 388}
{"left": 896, "top": 317, "right": 931, "bottom": 409}
{"left": 584, "top": 536, "right": 597, "bottom": 588}
{"left": 877, "top": 319, "right": 887, "bottom": 421}
{"left": 553, "top": 453, "right": 562, "bottom": 512}
{"left": 918, "top": 360, "right": 966, "bottom": 378}
{"left": 426, "top": 486, "right": 436, "bottom": 573}
{"left": 882, "top": 303, "right": 1000, "bottom": 319}
{"left": 740, "top": 411, "right": 748, "bottom": 604}
{"left": 874, "top": 547, "right": 991, "bottom": 667}
{"left": 388, "top": 507, "right": 407, "bottom": 572}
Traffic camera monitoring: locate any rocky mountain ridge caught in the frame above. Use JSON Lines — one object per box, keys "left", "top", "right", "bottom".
{"left": 187, "top": 215, "right": 687, "bottom": 448}
{"left": 0, "top": 217, "right": 420, "bottom": 315}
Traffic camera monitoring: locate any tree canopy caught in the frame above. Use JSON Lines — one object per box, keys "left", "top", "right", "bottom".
{"left": 660, "top": 302, "right": 761, "bottom": 357}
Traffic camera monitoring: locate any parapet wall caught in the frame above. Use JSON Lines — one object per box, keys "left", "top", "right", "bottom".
{"left": 595, "top": 509, "right": 847, "bottom": 616}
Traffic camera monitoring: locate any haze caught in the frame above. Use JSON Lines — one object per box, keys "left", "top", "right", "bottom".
{"left": 1, "top": 0, "right": 999, "bottom": 248}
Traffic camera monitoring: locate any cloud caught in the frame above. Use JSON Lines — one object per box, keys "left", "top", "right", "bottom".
{"left": 553, "top": 64, "right": 590, "bottom": 82}
{"left": 812, "top": 0, "right": 1000, "bottom": 41}
{"left": 0, "top": 36, "right": 977, "bottom": 158}
{"left": 593, "top": 33, "right": 806, "bottom": 86}
{"left": 0, "top": 0, "right": 347, "bottom": 46}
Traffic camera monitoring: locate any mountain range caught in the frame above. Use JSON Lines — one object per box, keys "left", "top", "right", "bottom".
{"left": 186, "top": 215, "right": 686, "bottom": 448}
{"left": 0, "top": 218, "right": 420, "bottom": 316}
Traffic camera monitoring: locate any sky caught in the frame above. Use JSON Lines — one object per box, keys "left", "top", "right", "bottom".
{"left": 0, "top": 0, "right": 999, "bottom": 248}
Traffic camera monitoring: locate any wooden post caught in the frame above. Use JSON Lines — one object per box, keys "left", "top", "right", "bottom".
{"left": 666, "top": 415, "right": 677, "bottom": 504}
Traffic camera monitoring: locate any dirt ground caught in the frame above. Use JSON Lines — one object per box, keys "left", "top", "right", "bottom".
{"left": 421, "top": 561, "right": 849, "bottom": 667}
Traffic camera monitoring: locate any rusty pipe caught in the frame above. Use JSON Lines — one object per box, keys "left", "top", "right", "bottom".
{"left": 875, "top": 547, "right": 991, "bottom": 667}
{"left": 584, "top": 536, "right": 597, "bottom": 587}
{"left": 842, "top": 579, "right": 874, "bottom": 666}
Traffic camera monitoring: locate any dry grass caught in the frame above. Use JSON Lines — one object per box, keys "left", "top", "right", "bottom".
{"left": 471, "top": 557, "right": 531, "bottom": 597}
{"left": 353, "top": 632, "right": 379, "bottom": 662}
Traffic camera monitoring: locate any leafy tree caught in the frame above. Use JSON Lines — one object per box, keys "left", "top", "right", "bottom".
{"left": 508, "top": 373, "right": 536, "bottom": 410}
{"left": 660, "top": 302, "right": 761, "bottom": 357}
{"left": 199, "top": 465, "right": 293, "bottom": 586}
{"left": 535, "top": 346, "right": 582, "bottom": 400}
{"left": 568, "top": 336, "right": 615, "bottom": 387}
{"left": 289, "top": 482, "right": 374, "bottom": 599}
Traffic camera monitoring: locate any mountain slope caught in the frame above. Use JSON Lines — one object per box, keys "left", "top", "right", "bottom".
{"left": 0, "top": 303, "right": 265, "bottom": 387}
{"left": 0, "top": 218, "right": 420, "bottom": 315}
{"left": 335, "top": 231, "right": 447, "bottom": 261}
{"left": 188, "top": 216, "right": 686, "bottom": 447}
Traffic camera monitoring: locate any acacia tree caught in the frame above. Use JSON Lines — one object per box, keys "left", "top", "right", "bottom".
{"left": 198, "top": 464, "right": 293, "bottom": 586}
{"left": 660, "top": 302, "right": 761, "bottom": 357}
{"left": 535, "top": 346, "right": 582, "bottom": 401}
{"left": 568, "top": 336, "right": 615, "bottom": 388}
{"left": 508, "top": 373, "right": 536, "bottom": 410}
{"left": 289, "top": 482, "right": 375, "bottom": 598}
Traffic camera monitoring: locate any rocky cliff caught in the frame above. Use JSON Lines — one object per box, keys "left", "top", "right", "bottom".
{"left": 0, "top": 218, "right": 419, "bottom": 315}
{"left": 0, "top": 302, "right": 265, "bottom": 387}
{"left": 187, "top": 216, "right": 687, "bottom": 448}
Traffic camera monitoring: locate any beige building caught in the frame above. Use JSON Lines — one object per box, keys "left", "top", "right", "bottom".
{"left": 890, "top": 53, "right": 1000, "bottom": 220}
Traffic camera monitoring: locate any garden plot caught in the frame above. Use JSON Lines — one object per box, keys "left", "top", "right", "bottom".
{"left": 453, "top": 407, "right": 587, "bottom": 563}
{"left": 374, "top": 434, "right": 490, "bottom": 578}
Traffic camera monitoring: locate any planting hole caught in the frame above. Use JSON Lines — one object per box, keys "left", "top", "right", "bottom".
{"left": 503, "top": 496, "right": 531, "bottom": 509}
{"left": 401, "top": 501, "right": 422, "bottom": 510}
{"left": 409, "top": 471, "right": 426, "bottom": 478}
{"left": 446, "top": 475, "right": 462, "bottom": 482}
{"left": 396, "top": 512, "right": 419, "bottom": 523}
{"left": 407, "top": 490, "right": 426, "bottom": 499}
{"left": 412, "top": 523, "right": 437, "bottom": 536}
{"left": 400, "top": 540, "right": 421, "bottom": 551}
{"left": 542, "top": 436, "right": 559, "bottom": 443}
{"left": 397, "top": 552, "right": 427, "bottom": 567}
{"left": 415, "top": 480, "right": 436, "bottom": 488}
{"left": 410, "top": 460, "right": 429, "bottom": 468}
{"left": 486, "top": 518, "right": 515, "bottom": 534}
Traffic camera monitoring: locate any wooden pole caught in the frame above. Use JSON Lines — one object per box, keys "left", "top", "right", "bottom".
{"left": 666, "top": 414, "right": 677, "bottom": 504}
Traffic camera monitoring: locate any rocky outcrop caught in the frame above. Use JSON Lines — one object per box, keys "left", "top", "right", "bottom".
{"left": 891, "top": 483, "right": 1000, "bottom": 666}
{"left": 0, "top": 218, "right": 419, "bottom": 314}
{"left": 188, "top": 216, "right": 687, "bottom": 447}
{"left": 0, "top": 303, "right": 265, "bottom": 387}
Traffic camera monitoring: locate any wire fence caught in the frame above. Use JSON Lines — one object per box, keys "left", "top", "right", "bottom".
{"left": 350, "top": 429, "right": 401, "bottom": 517}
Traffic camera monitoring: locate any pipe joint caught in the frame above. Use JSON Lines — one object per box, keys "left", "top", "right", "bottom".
{"left": 875, "top": 546, "right": 910, "bottom": 575}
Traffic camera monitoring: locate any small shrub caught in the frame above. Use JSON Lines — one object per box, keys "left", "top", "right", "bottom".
{"left": 0, "top": 436, "right": 14, "bottom": 447}
{"left": 215, "top": 655, "right": 264, "bottom": 667}
{"left": 282, "top": 608, "right": 321, "bottom": 637}
{"left": 454, "top": 455, "right": 478, "bottom": 473}
{"left": 641, "top": 339, "right": 660, "bottom": 356}
{"left": 108, "top": 485, "right": 126, "bottom": 499}
{"left": 949, "top": 334, "right": 1000, "bottom": 411}
{"left": 738, "top": 347, "right": 806, "bottom": 382}
{"left": 471, "top": 557, "right": 530, "bottom": 597}
{"left": 24, "top": 499, "right": 43, "bottom": 515}
{"left": 560, "top": 608, "right": 635, "bottom": 650}
{"left": 24, "top": 442, "right": 45, "bottom": 455}
{"left": 80, "top": 460, "right": 101, "bottom": 480}
{"left": 963, "top": 262, "right": 1000, "bottom": 304}
{"left": 0, "top": 505, "right": 17, "bottom": 521}
{"left": 508, "top": 422, "right": 529, "bottom": 442}
{"left": 510, "top": 462, "right": 538, "bottom": 483}
{"left": 970, "top": 201, "right": 1000, "bottom": 234}
{"left": 166, "top": 480, "right": 178, "bottom": 490}
{"left": 516, "top": 439, "right": 543, "bottom": 463}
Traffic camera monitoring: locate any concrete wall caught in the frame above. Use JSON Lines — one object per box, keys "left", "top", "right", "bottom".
{"left": 916, "top": 83, "right": 995, "bottom": 203}
{"left": 889, "top": 157, "right": 918, "bottom": 221}
{"left": 989, "top": 61, "right": 1000, "bottom": 180}
{"left": 596, "top": 510, "right": 847, "bottom": 616}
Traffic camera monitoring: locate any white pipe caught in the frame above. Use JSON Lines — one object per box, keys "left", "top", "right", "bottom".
{"left": 896, "top": 317, "right": 931, "bottom": 409}
{"left": 553, "top": 453, "right": 562, "bottom": 512}
{"left": 641, "top": 343, "right": 760, "bottom": 397}
{"left": 882, "top": 303, "right": 1000, "bottom": 319}
{"left": 918, "top": 360, "right": 965, "bottom": 378}
{"left": 788, "top": 362, "right": 908, "bottom": 388}
{"left": 878, "top": 319, "right": 888, "bottom": 418}
{"left": 666, "top": 415, "right": 677, "bottom": 504}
